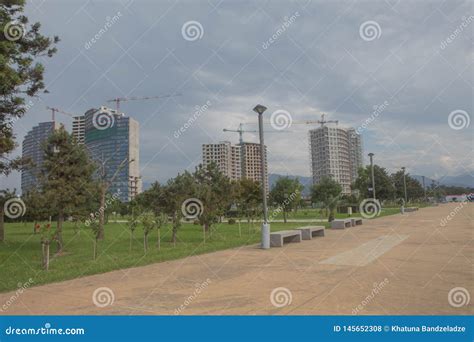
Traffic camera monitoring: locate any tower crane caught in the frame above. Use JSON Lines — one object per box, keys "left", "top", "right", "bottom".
{"left": 46, "top": 106, "right": 77, "bottom": 122}
{"left": 223, "top": 123, "right": 289, "bottom": 145}
{"left": 291, "top": 113, "right": 339, "bottom": 127}
{"left": 106, "top": 93, "right": 181, "bottom": 111}
{"left": 223, "top": 123, "right": 257, "bottom": 145}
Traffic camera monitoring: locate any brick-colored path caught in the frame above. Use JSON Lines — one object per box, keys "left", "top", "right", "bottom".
{"left": 1, "top": 203, "right": 472, "bottom": 315}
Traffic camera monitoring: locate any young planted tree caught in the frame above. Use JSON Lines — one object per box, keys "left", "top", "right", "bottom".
{"left": 269, "top": 176, "right": 303, "bottom": 223}
{"left": 235, "top": 178, "right": 261, "bottom": 232}
{"left": 193, "top": 163, "right": 231, "bottom": 236}
{"left": 160, "top": 172, "right": 196, "bottom": 246}
{"left": 0, "top": 1, "right": 58, "bottom": 176}
{"left": 88, "top": 215, "right": 100, "bottom": 260}
{"left": 40, "top": 126, "right": 96, "bottom": 253}
{"left": 155, "top": 213, "right": 167, "bottom": 250}
{"left": 40, "top": 222, "right": 55, "bottom": 270}
{"left": 311, "top": 177, "right": 342, "bottom": 222}
{"left": 128, "top": 209, "right": 139, "bottom": 252}
{"left": 141, "top": 211, "right": 156, "bottom": 254}
{"left": 95, "top": 155, "right": 132, "bottom": 240}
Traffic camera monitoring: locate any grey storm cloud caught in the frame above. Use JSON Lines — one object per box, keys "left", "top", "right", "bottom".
{"left": 1, "top": 0, "right": 472, "bottom": 191}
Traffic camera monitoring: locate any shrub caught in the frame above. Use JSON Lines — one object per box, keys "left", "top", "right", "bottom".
{"left": 228, "top": 218, "right": 236, "bottom": 225}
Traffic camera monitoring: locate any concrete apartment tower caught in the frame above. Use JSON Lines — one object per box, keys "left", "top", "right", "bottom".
{"left": 309, "top": 125, "right": 363, "bottom": 195}
{"left": 202, "top": 142, "right": 241, "bottom": 180}
{"left": 202, "top": 141, "right": 268, "bottom": 190}
{"left": 21, "top": 121, "right": 60, "bottom": 194}
{"left": 72, "top": 106, "right": 142, "bottom": 202}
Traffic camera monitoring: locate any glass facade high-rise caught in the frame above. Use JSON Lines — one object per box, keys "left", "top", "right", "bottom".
{"left": 73, "top": 106, "right": 142, "bottom": 202}
{"left": 21, "top": 121, "right": 59, "bottom": 194}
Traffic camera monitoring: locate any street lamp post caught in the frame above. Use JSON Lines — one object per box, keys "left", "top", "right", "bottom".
{"left": 368, "top": 153, "right": 375, "bottom": 199}
{"left": 422, "top": 175, "right": 427, "bottom": 202}
{"left": 401, "top": 167, "right": 407, "bottom": 204}
{"left": 253, "top": 104, "right": 270, "bottom": 249}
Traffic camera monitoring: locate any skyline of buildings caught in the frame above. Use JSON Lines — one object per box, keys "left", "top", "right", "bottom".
{"left": 20, "top": 109, "right": 368, "bottom": 200}
{"left": 309, "top": 125, "right": 363, "bottom": 195}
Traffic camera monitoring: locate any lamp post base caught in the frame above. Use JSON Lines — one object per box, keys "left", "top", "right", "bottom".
{"left": 261, "top": 223, "right": 270, "bottom": 249}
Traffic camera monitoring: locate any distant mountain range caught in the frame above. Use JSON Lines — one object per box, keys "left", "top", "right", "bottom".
{"left": 411, "top": 174, "right": 473, "bottom": 188}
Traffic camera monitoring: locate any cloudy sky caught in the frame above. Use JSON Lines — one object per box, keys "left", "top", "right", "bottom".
{"left": 2, "top": 0, "right": 473, "bottom": 191}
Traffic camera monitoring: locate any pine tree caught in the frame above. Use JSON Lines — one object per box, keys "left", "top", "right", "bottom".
{"left": 40, "top": 126, "right": 95, "bottom": 253}
{"left": 1, "top": 0, "right": 58, "bottom": 175}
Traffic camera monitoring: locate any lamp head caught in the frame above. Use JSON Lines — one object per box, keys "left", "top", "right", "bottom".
{"left": 253, "top": 104, "right": 267, "bottom": 115}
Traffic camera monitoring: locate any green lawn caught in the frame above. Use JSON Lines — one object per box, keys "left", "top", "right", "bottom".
{"left": 0, "top": 220, "right": 328, "bottom": 293}
{"left": 0, "top": 207, "right": 402, "bottom": 293}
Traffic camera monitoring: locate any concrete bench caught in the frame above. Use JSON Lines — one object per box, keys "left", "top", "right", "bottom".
{"left": 270, "top": 230, "right": 302, "bottom": 247}
{"left": 331, "top": 219, "right": 352, "bottom": 229}
{"left": 350, "top": 217, "right": 363, "bottom": 226}
{"left": 296, "top": 226, "right": 325, "bottom": 240}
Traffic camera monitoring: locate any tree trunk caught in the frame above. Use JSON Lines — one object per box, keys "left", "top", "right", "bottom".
{"left": 283, "top": 211, "right": 287, "bottom": 223}
{"left": 157, "top": 229, "right": 161, "bottom": 250}
{"left": 98, "top": 187, "right": 106, "bottom": 240}
{"left": 144, "top": 234, "right": 148, "bottom": 254}
{"left": 238, "top": 220, "right": 241, "bottom": 238}
{"left": 42, "top": 242, "right": 50, "bottom": 271}
{"left": 93, "top": 238, "right": 98, "bottom": 260}
{"left": 171, "top": 212, "right": 177, "bottom": 247}
{"left": 0, "top": 208, "right": 4, "bottom": 242}
{"left": 129, "top": 230, "right": 133, "bottom": 252}
{"left": 56, "top": 211, "right": 64, "bottom": 253}
{"left": 203, "top": 225, "right": 206, "bottom": 243}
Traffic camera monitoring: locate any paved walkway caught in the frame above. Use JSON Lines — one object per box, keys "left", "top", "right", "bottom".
{"left": 1, "top": 203, "right": 472, "bottom": 315}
